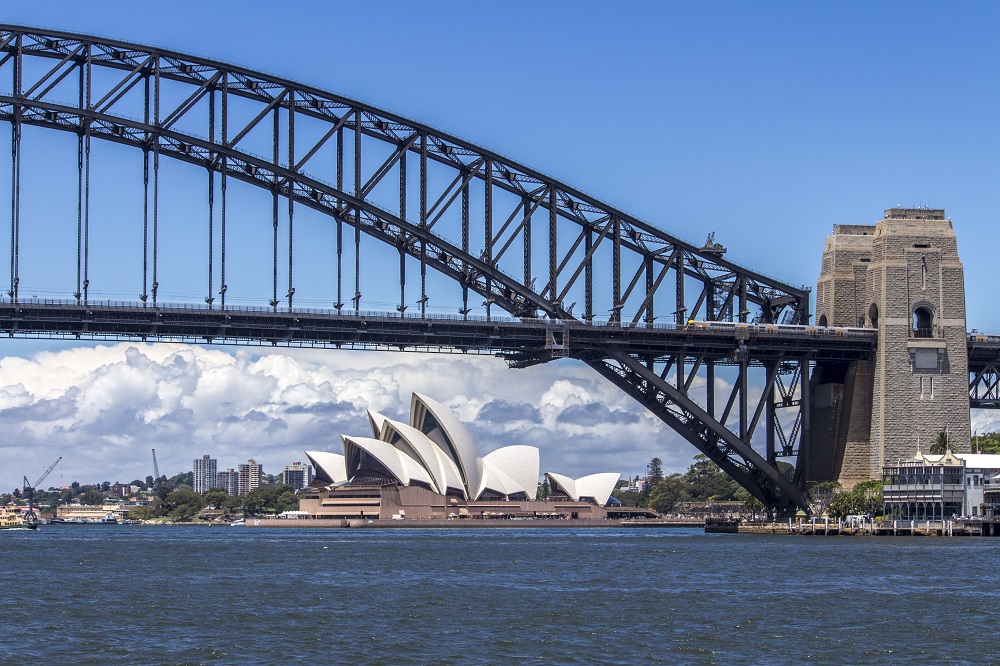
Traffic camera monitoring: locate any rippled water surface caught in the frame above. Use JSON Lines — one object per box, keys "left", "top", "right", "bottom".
{"left": 1, "top": 526, "right": 998, "bottom": 664}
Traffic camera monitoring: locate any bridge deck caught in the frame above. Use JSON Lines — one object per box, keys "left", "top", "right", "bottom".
{"left": 0, "top": 300, "right": 876, "bottom": 363}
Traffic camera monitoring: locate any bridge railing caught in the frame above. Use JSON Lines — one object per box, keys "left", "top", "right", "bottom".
{"left": 0, "top": 297, "right": 882, "bottom": 339}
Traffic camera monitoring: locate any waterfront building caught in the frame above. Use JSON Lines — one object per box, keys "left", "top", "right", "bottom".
{"left": 216, "top": 468, "right": 239, "bottom": 496}
{"left": 881, "top": 452, "right": 1000, "bottom": 519}
{"left": 300, "top": 393, "right": 623, "bottom": 521}
{"left": 193, "top": 454, "right": 218, "bottom": 494}
{"left": 237, "top": 459, "right": 262, "bottom": 497}
{"left": 281, "top": 462, "right": 313, "bottom": 490}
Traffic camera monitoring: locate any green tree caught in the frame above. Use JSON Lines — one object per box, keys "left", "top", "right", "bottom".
{"left": 244, "top": 484, "right": 298, "bottom": 516}
{"left": 807, "top": 481, "right": 842, "bottom": 517}
{"left": 647, "top": 475, "right": 689, "bottom": 514}
{"left": 647, "top": 457, "right": 664, "bottom": 485}
{"left": 682, "top": 455, "right": 742, "bottom": 502}
{"left": 828, "top": 480, "right": 883, "bottom": 519}
{"left": 736, "top": 489, "right": 765, "bottom": 521}
{"left": 202, "top": 489, "right": 230, "bottom": 510}
{"left": 169, "top": 471, "right": 194, "bottom": 488}
{"left": 161, "top": 488, "right": 205, "bottom": 522}
{"left": 611, "top": 487, "right": 643, "bottom": 507}
{"left": 973, "top": 432, "right": 1000, "bottom": 454}
{"left": 79, "top": 489, "right": 103, "bottom": 506}
{"left": 929, "top": 431, "right": 950, "bottom": 455}
{"left": 128, "top": 505, "right": 156, "bottom": 521}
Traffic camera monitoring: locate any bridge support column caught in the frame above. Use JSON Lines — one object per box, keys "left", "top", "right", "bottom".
{"left": 811, "top": 208, "right": 970, "bottom": 489}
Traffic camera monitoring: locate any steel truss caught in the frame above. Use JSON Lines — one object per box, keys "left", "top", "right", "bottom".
{"left": 0, "top": 25, "right": 851, "bottom": 511}
{"left": 968, "top": 335, "right": 1000, "bottom": 409}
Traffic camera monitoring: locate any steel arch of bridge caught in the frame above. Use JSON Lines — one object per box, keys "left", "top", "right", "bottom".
{"left": 0, "top": 25, "right": 828, "bottom": 509}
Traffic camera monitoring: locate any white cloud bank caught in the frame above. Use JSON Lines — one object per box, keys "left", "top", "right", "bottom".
{"left": 1, "top": 343, "right": 700, "bottom": 492}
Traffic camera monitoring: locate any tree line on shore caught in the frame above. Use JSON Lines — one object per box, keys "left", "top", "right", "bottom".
{"left": 612, "top": 455, "right": 884, "bottom": 520}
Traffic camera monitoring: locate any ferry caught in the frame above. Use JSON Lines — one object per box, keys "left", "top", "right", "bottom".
{"left": 0, "top": 505, "right": 37, "bottom": 531}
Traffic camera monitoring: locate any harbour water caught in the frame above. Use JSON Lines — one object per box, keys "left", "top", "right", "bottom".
{"left": 2, "top": 526, "right": 998, "bottom": 664}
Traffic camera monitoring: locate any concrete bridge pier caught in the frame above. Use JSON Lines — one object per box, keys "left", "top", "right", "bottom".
{"left": 808, "top": 208, "right": 970, "bottom": 489}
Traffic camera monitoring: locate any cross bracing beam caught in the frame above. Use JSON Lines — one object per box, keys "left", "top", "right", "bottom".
{"left": 0, "top": 25, "right": 844, "bottom": 512}
{"left": 583, "top": 351, "right": 809, "bottom": 508}
{"left": 968, "top": 334, "right": 1000, "bottom": 409}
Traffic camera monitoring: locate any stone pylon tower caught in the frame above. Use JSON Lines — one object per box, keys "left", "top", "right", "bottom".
{"left": 811, "top": 208, "right": 969, "bottom": 487}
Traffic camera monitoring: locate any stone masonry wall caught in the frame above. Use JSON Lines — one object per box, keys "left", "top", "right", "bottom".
{"left": 868, "top": 213, "right": 970, "bottom": 469}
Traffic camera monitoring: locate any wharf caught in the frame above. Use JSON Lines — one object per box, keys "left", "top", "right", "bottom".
{"left": 707, "top": 519, "right": 1000, "bottom": 537}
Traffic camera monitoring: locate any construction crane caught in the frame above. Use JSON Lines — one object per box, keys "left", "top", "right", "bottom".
{"left": 23, "top": 457, "right": 62, "bottom": 524}
{"left": 151, "top": 448, "right": 161, "bottom": 493}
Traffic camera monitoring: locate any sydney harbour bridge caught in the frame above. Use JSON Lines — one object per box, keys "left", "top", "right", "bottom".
{"left": 0, "top": 26, "right": 997, "bottom": 512}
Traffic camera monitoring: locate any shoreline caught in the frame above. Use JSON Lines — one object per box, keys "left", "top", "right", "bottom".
{"left": 245, "top": 518, "right": 704, "bottom": 529}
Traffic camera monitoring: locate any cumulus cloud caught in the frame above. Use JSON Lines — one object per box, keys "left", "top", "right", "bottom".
{"left": 0, "top": 342, "right": 708, "bottom": 492}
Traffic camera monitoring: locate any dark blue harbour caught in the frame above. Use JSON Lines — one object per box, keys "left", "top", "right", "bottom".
{"left": 2, "top": 527, "right": 998, "bottom": 665}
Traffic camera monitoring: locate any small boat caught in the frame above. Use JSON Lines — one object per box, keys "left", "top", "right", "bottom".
{"left": 50, "top": 516, "right": 117, "bottom": 525}
{"left": 231, "top": 519, "right": 246, "bottom": 527}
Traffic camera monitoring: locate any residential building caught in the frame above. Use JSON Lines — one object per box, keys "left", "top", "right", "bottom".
{"left": 281, "top": 462, "right": 313, "bottom": 490}
{"left": 238, "top": 459, "right": 262, "bottom": 497}
{"left": 216, "top": 468, "right": 239, "bottom": 496}
{"left": 193, "top": 454, "right": 218, "bottom": 494}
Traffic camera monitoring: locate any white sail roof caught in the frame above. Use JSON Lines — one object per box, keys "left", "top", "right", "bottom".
{"left": 367, "top": 410, "right": 388, "bottom": 439}
{"left": 410, "top": 393, "right": 484, "bottom": 500}
{"left": 382, "top": 418, "right": 466, "bottom": 497}
{"left": 546, "top": 471, "right": 620, "bottom": 506}
{"left": 342, "top": 435, "right": 434, "bottom": 488}
{"left": 304, "top": 450, "right": 347, "bottom": 484}
{"left": 481, "top": 445, "right": 540, "bottom": 499}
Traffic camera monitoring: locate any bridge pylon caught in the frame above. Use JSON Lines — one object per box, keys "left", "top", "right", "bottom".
{"left": 811, "top": 208, "right": 970, "bottom": 489}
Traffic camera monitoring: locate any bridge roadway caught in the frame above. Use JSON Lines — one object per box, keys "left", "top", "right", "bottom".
{"left": 0, "top": 299, "right": 878, "bottom": 363}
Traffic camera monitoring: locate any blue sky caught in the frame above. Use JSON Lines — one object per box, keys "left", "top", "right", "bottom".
{"left": 1, "top": 2, "right": 998, "bottom": 490}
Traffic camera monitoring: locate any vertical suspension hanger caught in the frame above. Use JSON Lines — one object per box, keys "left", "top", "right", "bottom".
{"left": 219, "top": 71, "right": 227, "bottom": 310}
{"left": 523, "top": 195, "right": 531, "bottom": 316}
{"left": 151, "top": 55, "right": 160, "bottom": 307}
{"left": 334, "top": 124, "right": 343, "bottom": 312}
{"left": 398, "top": 138, "right": 407, "bottom": 315}
{"left": 270, "top": 100, "right": 279, "bottom": 311}
{"left": 286, "top": 90, "right": 295, "bottom": 312}
{"left": 353, "top": 109, "right": 362, "bottom": 313}
{"left": 82, "top": 42, "right": 91, "bottom": 304}
{"left": 141, "top": 69, "right": 149, "bottom": 306}
{"left": 206, "top": 85, "right": 215, "bottom": 308}
{"left": 548, "top": 187, "right": 557, "bottom": 317}
{"left": 418, "top": 134, "right": 427, "bottom": 317}
{"left": 9, "top": 33, "right": 21, "bottom": 303}
{"left": 484, "top": 157, "right": 492, "bottom": 320}
{"left": 460, "top": 180, "right": 469, "bottom": 318}
{"left": 76, "top": 56, "right": 84, "bottom": 304}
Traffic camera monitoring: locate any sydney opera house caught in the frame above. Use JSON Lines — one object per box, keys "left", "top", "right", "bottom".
{"left": 298, "top": 393, "right": 634, "bottom": 522}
